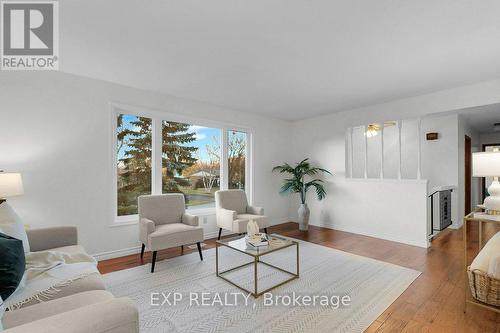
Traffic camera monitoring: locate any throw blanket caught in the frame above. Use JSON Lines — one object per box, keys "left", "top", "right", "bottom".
{"left": 5, "top": 250, "right": 98, "bottom": 310}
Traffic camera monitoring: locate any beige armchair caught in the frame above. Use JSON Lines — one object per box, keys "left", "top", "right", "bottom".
{"left": 138, "top": 194, "right": 203, "bottom": 273}
{"left": 215, "top": 189, "right": 269, "bottom": 239}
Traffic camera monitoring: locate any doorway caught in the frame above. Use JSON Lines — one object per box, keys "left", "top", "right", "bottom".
{"left": 482, "top": 143, "right": 500, "bottom": 200}
{"left": 465, "top": 135, "right": 472, "bottom": 215}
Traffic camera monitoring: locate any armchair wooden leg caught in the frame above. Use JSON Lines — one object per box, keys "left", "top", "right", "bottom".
{"left": 197, "top": 242, "right": 203, "bottom": 261}
{"left": 140, "top": 243, "right": 145, "bottom": 259}
{"left": 151, "top": 251, "right": 157, "bottom": 273}
{"left": 264, "top": 228, "right": 268, "bottom": 234}
{"left": 218, "top": 228, "right": 222, "bottom": 240}
{"left": 181, "top": 245, "right": 184, "bottom": 254}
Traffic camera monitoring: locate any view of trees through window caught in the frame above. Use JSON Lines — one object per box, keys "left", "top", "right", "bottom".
{"left": 162, "top": 121, "right": 221, "bottom": 209}
{"left": 228, "top": 130, "right": 247, "bottom": 190}
{"left": 116, "top": 114, "right": 152, "bottom": 216}
{"left": 116, "top": 113, "right": 249, "bottom": 216}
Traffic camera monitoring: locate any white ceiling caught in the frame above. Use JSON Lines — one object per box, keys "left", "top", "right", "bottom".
{"left": 60, "top": 0, "right": 500, "bottom": 121}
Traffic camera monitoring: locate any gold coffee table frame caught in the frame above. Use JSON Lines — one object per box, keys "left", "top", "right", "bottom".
{"left": 216, "top": 234, "right": 299, "bottom": 298}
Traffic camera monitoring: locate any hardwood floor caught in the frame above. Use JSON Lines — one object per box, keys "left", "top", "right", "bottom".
{"left": 98, "top": 222, "right": 500, "bottom": 332}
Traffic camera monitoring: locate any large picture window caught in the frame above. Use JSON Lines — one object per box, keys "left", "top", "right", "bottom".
{"left": 116, "top": 114, "right": 152, "bottom": 216}
{"left": 162, "top": 121, "right": 221, "bottom": 209}
{"left": 228, "top": 130, "right": 247, "bottom": 190}
{"left": 113, "top": 106, "right": 251, "bottom": 220}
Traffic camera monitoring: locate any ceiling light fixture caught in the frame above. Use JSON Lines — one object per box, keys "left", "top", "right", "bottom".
{"left": 365, "top": 124, "right": 379, "bottom": 138}
{"left": 365, "top": 121, "right": 397, "bottom": 138}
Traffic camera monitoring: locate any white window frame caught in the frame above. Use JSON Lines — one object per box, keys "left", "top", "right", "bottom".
{"left": 109, "top": 102, "right": 254, "bottom": 225}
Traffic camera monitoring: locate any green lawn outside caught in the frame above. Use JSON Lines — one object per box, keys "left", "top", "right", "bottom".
{"left": 180, "top": 186, "right": 218, "bottom": 207}
{"left": 118, "top": 186, "right": 219, "bottom": 214}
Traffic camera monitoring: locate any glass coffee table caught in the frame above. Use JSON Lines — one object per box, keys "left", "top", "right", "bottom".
{"left": 215, "top": 234, "right": 299, "bottom": 298}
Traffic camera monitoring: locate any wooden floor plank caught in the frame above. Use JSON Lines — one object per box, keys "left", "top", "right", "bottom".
{"left": 401, "top": 320, "right": 430, "bottom": 333}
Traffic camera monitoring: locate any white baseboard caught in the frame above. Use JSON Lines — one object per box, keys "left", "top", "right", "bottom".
{"left": 314, "top": 221, "right": 429, "bottom": 249}
{"left": 449, "top": 221, "right": 463, "bottom": 229}
{"left": 93, "top": 217, "right": 293, "bottom": 261}
{"left": 93, "top": 246, "right": 142, "bottom": 261}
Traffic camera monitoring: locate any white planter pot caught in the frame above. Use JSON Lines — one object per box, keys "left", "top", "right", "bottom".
{"left": 298, "top": 204, "right": 310, "bottom": 231}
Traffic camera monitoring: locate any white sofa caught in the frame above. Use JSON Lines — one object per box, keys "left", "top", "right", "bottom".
{"left": 2, "top": 226, "right": 139, "bottom": 333}
{"left": 215, "top": 189, "right": 269, "bottom": 239}
{"left": 3, "top": 291, "right": 137, "bottom": 333}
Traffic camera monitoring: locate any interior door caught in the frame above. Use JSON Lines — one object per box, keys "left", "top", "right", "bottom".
{"left": 465, "top": 135, "right": 471, "bottom": 215}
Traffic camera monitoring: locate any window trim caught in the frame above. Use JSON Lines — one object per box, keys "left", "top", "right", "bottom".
{"left": 110, "top": 102, "right": 254, "bottom": 225}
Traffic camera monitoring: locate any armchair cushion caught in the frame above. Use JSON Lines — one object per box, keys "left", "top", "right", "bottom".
{"left": 215, "top": 190, "right": 248, "bottom": 214}
{"left": 233, "top": 215, "right": 269, "bottom": 233}
{"left": 246, "top": 205, "right": 264, "bottom": 215}
{"left": 182, "top": 213, "right": 199, "bottom": 226}
{"left": 148, "top": 223, "right": 203, "bottom": 251}
{"left": 138, "top": 194, "right": 185, "bottom": 225}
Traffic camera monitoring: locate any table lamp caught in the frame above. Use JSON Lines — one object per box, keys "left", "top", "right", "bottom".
{"left": 473, "top": 150, "right": 500, "bottom": 215}
{"left": 0, "top": 171, "right": 24, "bottom": 205}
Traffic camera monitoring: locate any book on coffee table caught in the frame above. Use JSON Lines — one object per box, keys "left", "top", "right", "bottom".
{"left": 246, "top": 234, "right": 269, "bottom": 247}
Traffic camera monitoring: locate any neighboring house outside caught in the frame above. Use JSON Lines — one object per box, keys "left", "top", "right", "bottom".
{"left": 187, "top": 170, "right": 220, "bottom": 190}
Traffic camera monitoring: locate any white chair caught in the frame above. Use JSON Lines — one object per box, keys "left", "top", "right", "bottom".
{"left": 138, "top": 194, "right": 203, "bottom": 273}
{"left": 215, "top": 189, "right": 269, "bottom": 239}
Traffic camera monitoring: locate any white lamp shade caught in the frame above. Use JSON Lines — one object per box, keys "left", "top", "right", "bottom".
{"left": 473, "top": 151, "right": 500, "bottom": 177}
{"left": 0, "top": 173, "right": 24, "bottom": 198}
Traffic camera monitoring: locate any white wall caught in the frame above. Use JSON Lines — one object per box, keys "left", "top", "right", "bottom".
{"left": 0, "top": 72, "right": 292, "bottom": 258}
{"left": 290, "top": 79, "right": 500, "bottom": 247}
{"left": 420, "top": 114, "right": 460, "bottom": 226}
{"left": 2, "top": 72, "right": 499, "bottom": 255}
{"left": 320, "top": 179, "right": 429, "bottom": 247}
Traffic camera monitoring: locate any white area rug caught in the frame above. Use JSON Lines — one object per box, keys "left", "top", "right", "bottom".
{"left": 104, "top": 239, "right": 420, "bottom": 333}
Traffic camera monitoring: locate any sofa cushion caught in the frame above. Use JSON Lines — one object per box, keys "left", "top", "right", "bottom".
{"left": 2, "top": 290, "right": 114, "bottom": 329}
{"left": 11, "top": 244, "right": 104, "bottom": 309}
{"left": 470, "top": 231, "right": 500, "bottom": 277}
{"left": 0, "top": 232, "right": 25, "bottom": 301}
{"left": 0, "top": 295, "right": 5, "bottom": 331}
{"left": 26, "top": 226, "right": 77, "bottom": 252}
{"left": 489, "top": 253, "right": 500, "bottom": 279}
{"left": 0, "top": 203, "right": 29, "bottom": 253}
{"left": 15, "top": 273, "right": 106, "bottom": 309}
{"left": 49, "top": 245, "right": 88, "bottom": 256}
{"left": 3, "top": 298, "right": 138, "bottom": 333}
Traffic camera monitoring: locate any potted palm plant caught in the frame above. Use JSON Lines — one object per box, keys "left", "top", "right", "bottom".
{"left": 272, "top": 159, "right": 332, "bottom": 231}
